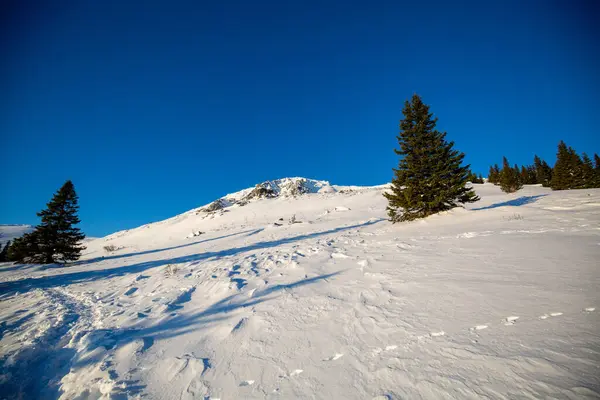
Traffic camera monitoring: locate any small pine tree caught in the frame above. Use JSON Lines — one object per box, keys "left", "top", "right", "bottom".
{"left": 533, "top": 155, "right": 552, "bottom": 187}
{"left": 520, "top": 166, "right": 529, "bottom": 185}
{"left": 7, "top": 232, "right": 40, "bottom": 263}
{"left": 384, "top": 94, "right": 479, "bottom": 222}
{"left": 499, "top": 157, "right": 523, "bottom": 193}
{"left": 488, "top": 164, "right": 500, "bottom": 184}
{"left": 0, "top": 240, "right": 10, "bottom": 262}
{"left": 35, "top": 180, "right": 86, "bottom": 263}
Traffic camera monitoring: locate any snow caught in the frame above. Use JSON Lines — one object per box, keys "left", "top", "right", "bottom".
{"left": 1, "top": 181, "right": 599, "bottom": 399}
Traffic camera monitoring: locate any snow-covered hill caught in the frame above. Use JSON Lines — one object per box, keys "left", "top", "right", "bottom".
{"left": 0, "top": 225, "right": 34, "bottom": 246}
{"left": 0, "top": 180, "right": 599, "bottom": 399}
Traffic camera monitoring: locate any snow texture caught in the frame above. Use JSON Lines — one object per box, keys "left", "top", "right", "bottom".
{"left": 1, "top": 181, "right": 599, "bottom": 399}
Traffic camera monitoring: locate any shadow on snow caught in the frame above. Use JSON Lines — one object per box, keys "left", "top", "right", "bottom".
{"left": 0, "top": 219, "right": 383, "bottom": 298}
{"left": 472, "top": 195, "right": 546, "bottom": 211}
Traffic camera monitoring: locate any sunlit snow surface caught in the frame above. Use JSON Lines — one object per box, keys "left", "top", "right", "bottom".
{"left": 1, "top": 181, "right": 599, "bottom": 399}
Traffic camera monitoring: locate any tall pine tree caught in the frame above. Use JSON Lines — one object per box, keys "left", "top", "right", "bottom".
{"left": 384, "top": 94, "right": 479, "bottom": 222}
{"left": 35, "top": 180, "right": 86, "bottom": 263}
{"left": 594, "top": 154, "right": 600, "bottom": 187}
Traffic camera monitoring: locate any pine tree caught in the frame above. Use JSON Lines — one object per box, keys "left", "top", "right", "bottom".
{"left": 520, "top": 166, "right": 529, "bottom": 184}
{"left": 533, "top": 155, "right": 552, "bottom": 187}
{"left": 35, "top": 180, "right": 86, "bottom": 263}
{"left": 581, "top": 153, "right": 595, "bottom": 188}
{"left": 384, "top": 94, "right": 479, "bottom": 222}
{"left": 7, "top": 232, "right": 41, "bottom": 263}
{"left": 0, "top": 240, "right": 10, "bottom": 262}
{"left": 488, "top": 164, "right": 500, "bottom": 184}
{"left": 551, "top": 141, "right": 573, "bottom": 190}
{"left": 499, "top": 157, "right": 523, "bottom": 193}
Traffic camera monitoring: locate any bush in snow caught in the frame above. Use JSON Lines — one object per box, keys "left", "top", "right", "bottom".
{"left": 103, "top": 245, "right": 118, "bottom": 253}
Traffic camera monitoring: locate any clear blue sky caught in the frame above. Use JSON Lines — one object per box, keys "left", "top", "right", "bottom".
{"left": 2, "top": 0, "right": 599, "bottom": 237}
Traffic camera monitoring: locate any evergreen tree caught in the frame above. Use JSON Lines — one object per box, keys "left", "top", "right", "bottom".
{"left": 35, "top": 180, "right": 86, "bottom": 263}
{"left": 520, "top": 166, "right": 529, "bottom": 184}
{"left": 533, "top": 155, "right": 552, "bottom": 187}
{"left": 488, "top": 164, "right": 500, "bottom": 184}
{"left": 467, "top": 170, "right": 484, "bottom": 184}
{"left": 568, "top": 146, "right": 585, "bottom": 188}
{"left": 7, "top": 232, "right": 41, "bottom": 263}
{"left": 581, "top": 153, "right": 595, "bottom": 188}
{"left": 384, "top": 94, "right": 479, "bottom": 222}
{"left": 0, "top": 240, "right": 10, "bottom": 262}
{"left": 551, "top": 141, "right": 574, "bottom": 190}
{"left": 499, "top": 157, "right": 523, "bottom": 193}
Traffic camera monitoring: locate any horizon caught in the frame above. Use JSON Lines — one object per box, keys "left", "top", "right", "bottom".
{"left": 2, "top": 0, "right": 599, "bottom": 237}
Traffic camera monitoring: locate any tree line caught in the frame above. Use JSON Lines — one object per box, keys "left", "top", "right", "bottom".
{"left": 1, "top": 180, "right": 85, "bottom": 264}
{"left": 384, "top": 94, "right": 598, "bottom": 222}
{"left": 487, "top": 142, "right": 600, "bottom": 193}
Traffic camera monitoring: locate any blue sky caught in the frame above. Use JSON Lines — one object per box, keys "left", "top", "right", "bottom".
{"left": 2, "top": 0, "right": 599, "bottom": 237}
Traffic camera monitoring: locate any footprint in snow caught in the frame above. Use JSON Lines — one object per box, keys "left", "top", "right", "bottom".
{"left": 469, "top": 325, "right": 488, "bottom": 331}
{"left": 540, "top": 312, "right": 563, "bottom": 319}
{"left": 124, "top": 287, "right": 138, "bottom": 296}
{"left": 324, "top": 353, "right": 344, "bottom": 361}
{"left": 239, "top": 380, "right": 254, "bottom": 387}
{"left": 504, "top": 316, "right": 519, "bottom": 326}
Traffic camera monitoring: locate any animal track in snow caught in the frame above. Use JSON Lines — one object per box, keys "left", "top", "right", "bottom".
{"left": 504, "top": 316, "right": 519, "bottom": 325}
{"left": 331, "top": 252, "right": 350, "bottom": 259}
{"left": 324, "top": 353, "right": 344, "bottom": 361}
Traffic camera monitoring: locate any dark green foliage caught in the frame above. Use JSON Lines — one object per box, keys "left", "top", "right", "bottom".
{"left": 384, "top": 94, "right": 479, "bottom": 222}
{"left": 488, "top": 164, "right": 500, "bottom": 184}
{"left": 519, "top": 165, "right": 537, "bottom": 185}
{"left": 581, "top": 153, "right": 595, "bottom": 188}
{"left": 499, "top": 157, "right": 523, "bottom": 193}
{"left": 551, "top": 141, "right": 587, "bottom": 190}
{"left": 0, "top": 240, "right": 10, "bottom": 262}
{"left": 467, "top": 171, "right": 484, "bottom": 184}
{"left": 7, "top": 232, "right": 41, "bottom": 263}
{"left": 8, "top": 180, "right": 85, "bottom": 264}
{"left": 533, "top": 155, "right": 552, "bottom": 187}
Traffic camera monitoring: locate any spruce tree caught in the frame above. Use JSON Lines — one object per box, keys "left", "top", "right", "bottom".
{"left": 533, "top": 155, "right": 552, "bottom": 187}
{"left": 499, "top": 157, "right": 523, "bottom": 193}
{"left": 488, "top": 164, "right": 500, "bottom": 184}
{"left": 551, "top": 141, "right": 573, "bottom": 190}
{"left": 35, "top": 180, "right": 86, "bottom": 263}
{"left": 581, "top": 153, "right": 595, "bottom": 188}
{"left": 384, "top": 94, "right": 479, "bottom": 222}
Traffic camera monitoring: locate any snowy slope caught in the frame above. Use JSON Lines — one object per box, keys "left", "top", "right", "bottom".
{"left": 0, "top": 225, "right": 34, "bottom": 246}
{"left": 0, "top": 181, "right": 599, "bottom": 399}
